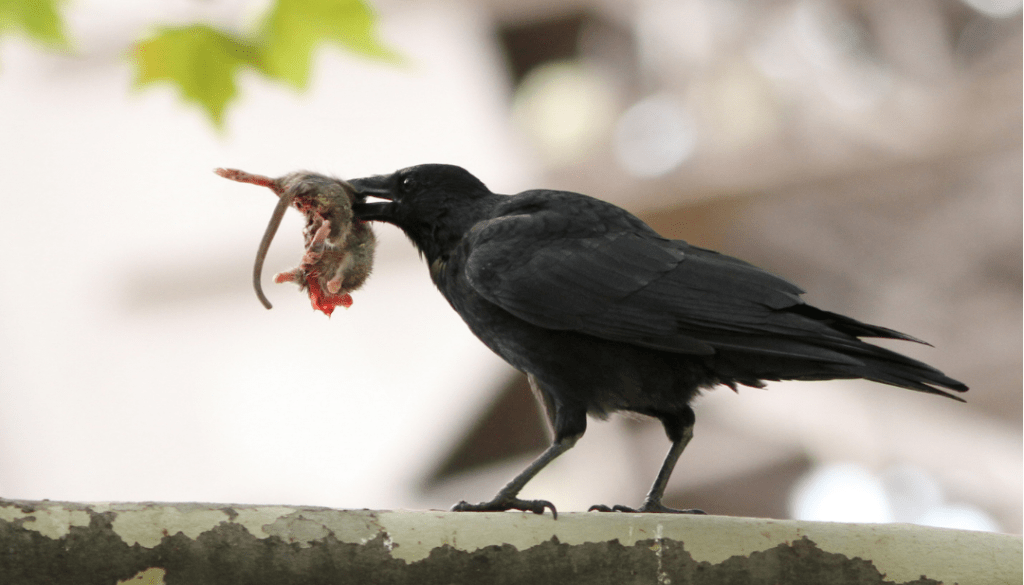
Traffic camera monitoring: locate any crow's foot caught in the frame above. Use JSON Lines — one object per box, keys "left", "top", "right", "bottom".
{"left": 589, "top": 502, "right": 705, "bottom": 514}
{"left": 452, "top": 496, "right": 557, "bottom": 519}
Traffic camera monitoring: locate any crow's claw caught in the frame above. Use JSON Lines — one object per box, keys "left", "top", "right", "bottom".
{"left": 452, "top": 497, "right": 558, "bottom": 519}
{"left": 589, "top": 502, "right": 706, "bottom": 514}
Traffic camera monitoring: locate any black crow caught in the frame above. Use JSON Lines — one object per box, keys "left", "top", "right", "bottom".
{"left": 350, "top": 164, "right": 967, "bottom": 518}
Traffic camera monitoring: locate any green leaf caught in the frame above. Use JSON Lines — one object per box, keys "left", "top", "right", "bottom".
{"left": 126, "top": 1, "right": 399, "bottom": 129}
{"left": 260, "top": 0, "right": 400, "bottom": 89}
{"left": 0, "top": 0, "right": 69, "bottom": 47}
{"left": 133, "top": 25, "right": 265, "bottom": 128}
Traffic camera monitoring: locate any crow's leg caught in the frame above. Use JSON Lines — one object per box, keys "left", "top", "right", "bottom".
{"left": 454, "top": 381, "right": 585, "bottom": 519}
{"left": 451, "top": 433, "right": 579, "bottom": 519}
{"left": 590, "top": 406, "right": 705, "bottom": 514}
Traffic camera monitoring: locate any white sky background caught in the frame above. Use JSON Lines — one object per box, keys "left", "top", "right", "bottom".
{"left": 0, "top": 0, "right": 1019, "bottom": 531}
{"left": 0, "top": 0, "right": 535, "bottom": 508}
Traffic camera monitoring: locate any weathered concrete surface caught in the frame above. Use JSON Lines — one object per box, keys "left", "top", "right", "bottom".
{"left": 0, "top": 498, "right": 1019, "bottom": 584}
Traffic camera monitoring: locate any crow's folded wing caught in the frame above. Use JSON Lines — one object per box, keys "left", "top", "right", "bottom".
{"left": 462, "top": 202, "right": 860, "bottom": 357}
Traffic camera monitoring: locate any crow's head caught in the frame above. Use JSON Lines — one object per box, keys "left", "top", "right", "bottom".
{"left": 351, "top": 164, "right": 497, "bottom": 260}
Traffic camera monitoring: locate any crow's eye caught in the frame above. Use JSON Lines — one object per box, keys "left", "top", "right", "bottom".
{"left": 399, "top": 174, "right": 416, "bottom": 193}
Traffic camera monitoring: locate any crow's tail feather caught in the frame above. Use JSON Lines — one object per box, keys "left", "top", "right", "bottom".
{"left": 712, "top": 308, "right": 969, "bottom": 400}
{"left": 838, "top": 342, "right": 968, "bottom": 401}
{"left": 774, "top": 305, "right": 968, "bottom": 399}
{"left": 786, "top": 305, "right": 931, "bottom": 345}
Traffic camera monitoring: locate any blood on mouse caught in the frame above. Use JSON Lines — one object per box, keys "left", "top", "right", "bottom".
{"left": 216, "top": 168, "right": 376, "bottom": 316}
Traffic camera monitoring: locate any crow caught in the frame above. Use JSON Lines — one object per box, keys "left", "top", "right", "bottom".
{"left": 350, "top": 164, "right": 968, "bottom": 518}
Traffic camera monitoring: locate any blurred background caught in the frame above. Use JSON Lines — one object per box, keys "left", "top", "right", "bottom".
{"left": 0, "top": 0, "right": 1020, "bottom": 534}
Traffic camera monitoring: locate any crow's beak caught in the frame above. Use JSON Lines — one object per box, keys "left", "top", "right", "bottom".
{"left": 350, "top": 174, "right": 395, "bottom": 221}
{"left": 349, "top": 174, "right": 394, "bottom": 200}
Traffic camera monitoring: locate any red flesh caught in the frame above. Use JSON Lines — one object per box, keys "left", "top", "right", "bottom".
{"left": 218, "top": 167, "right": 364, "bottom": 316}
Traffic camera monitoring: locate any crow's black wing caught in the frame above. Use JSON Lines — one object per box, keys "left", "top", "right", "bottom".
{"left": 464, "top": 192, "right": 914, "bottom": 362}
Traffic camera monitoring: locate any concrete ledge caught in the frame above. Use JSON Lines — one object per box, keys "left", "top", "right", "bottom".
{"left": 0, "top": 498, "right": 1019, "bottom": 584}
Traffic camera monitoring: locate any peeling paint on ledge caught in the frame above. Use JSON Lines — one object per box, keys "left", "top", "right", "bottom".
{"left": 0, "top": 498, "right": 1020, "bottom": 584}
{"left": 111, "top": 506, "right": 231, "bottom": 548}
{"left": 0, "top": 503, "right": 90, "bottom": 539}
{"left": 116, "top": 567, "right": 167, "bottom": 585}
